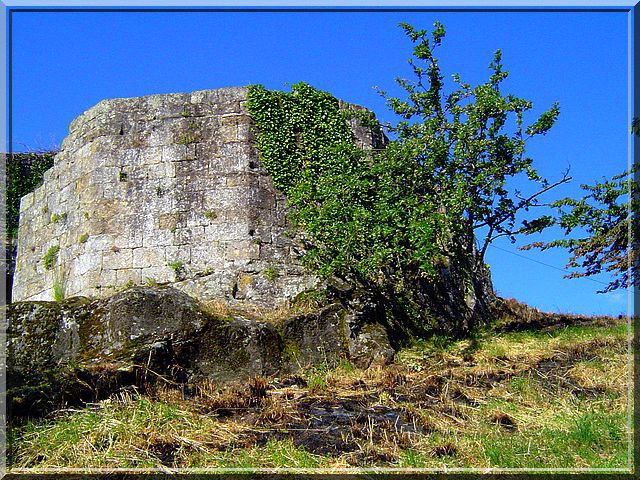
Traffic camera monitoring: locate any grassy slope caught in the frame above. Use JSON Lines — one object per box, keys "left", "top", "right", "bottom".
{"left": 8, "top": 314, "right": 630, "bottom": 471}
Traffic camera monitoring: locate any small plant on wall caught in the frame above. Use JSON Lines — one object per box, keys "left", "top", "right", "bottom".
{"left": 168, "top": 260, "right": 187, "bottom": 281}
{"left": 263, "top": 267, "right": 279, "bottom": 281}
{"left": 52, "top": 273, "right": 65, "bottom": 302}
{"left": 43, "top": 245, "right": 60, "bottom": 270}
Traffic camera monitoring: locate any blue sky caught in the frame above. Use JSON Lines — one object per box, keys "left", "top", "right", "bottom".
{"left": 10, "top": 9, "right": 630, "bottom": 315}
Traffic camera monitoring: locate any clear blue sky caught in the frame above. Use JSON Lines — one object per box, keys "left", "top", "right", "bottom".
{"left": 10, "top": 9, "right": 630, "bottom": 316}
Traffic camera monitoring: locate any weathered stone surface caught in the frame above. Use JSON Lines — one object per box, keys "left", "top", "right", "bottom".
{"left": 7, "top": 286, "right": 393, "bottom": 417}
{"left": 8, "top": 85, "right": 498, "bottom": 418}
{"left": 12, "top": 87, "right": 384, "bottom": 309}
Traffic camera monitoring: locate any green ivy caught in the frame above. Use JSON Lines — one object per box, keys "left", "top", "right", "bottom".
{"left": 6, "top": 152, "right": 56, "bottom": 239}
{"left": 247, "top": 83, "right": 443, "bottom": 303}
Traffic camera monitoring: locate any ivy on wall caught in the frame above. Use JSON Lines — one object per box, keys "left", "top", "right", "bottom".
{"left": 6, "top": 152, "right": 56, "bottom": 240}
{"left": 247, "top": 83, "right": 444, "bottom": 299}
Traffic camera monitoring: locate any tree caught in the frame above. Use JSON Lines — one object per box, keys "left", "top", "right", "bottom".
{"left": 248, "top": 22, "right": 570, "bottom": 335}
{"left": 378, "top": 22, "right": 571, "bottom": 270}
{"left": 522, "top": 128, "right": 638, "bottom": 293}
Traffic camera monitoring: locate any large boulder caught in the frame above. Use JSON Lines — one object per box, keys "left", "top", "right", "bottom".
{"left": 7, "top": 286, "right": 393, "bottom": 418}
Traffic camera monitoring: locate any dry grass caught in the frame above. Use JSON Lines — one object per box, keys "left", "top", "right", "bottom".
{"left": 8, "top": 315, "right": 630, "bottom": 471}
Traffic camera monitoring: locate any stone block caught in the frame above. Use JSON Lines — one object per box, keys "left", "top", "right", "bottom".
{"left": 162, "top": 144, "right": 186, "bottom": 162}
{"left": 132, "top": 247, "right": 163, "bottom": 269}
{"left": 20, "top": 192, "right": 34, "bottom": 211}
{"left": 164, "top": 245, "right": 191, "bottom": 265}
{"left": 102, "top": 248, "right": 133, "bottom": 270}
{"left": 226, "top": 240, "right": 260, "bottom": 261}
{"left": 115, "top": 268, "right": 142, "bottom": 286}
{"left": 141, "top": 266, "right": 172, "bottom": 284}
{"left": 74, "top": 252, "right": 102, "bottom": 276}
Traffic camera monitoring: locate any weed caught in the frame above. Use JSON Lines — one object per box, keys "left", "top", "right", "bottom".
{"left": 118, "top": 169, "right": 128, "bottom": 182}
{"left": 52, "top": 275, "right": 65, "bottom": 302}
{"left": 292, "top": 289, "right": 327, "bottom": 310}
{"left": 247, "top": 376, "right": 268, "bottom": 406}
{"left": 177, "top": 123, "right": 199, "bottom": 146}
{"left": 43, "top": 245, "right": 60, "bottom": 270}
{"left": 50, "top": 212, "right": 67, "bottom": 223}
{"left": 204, "top": 210, "right": 217, "bottom": 221}
{"left": 144, "top": 277, "right": 159, "bottom": 286}
{"left": 305, "top": 364, "right": 330, "bottom": 393}
{"left": 41, "top": 205, "right": 49, "bottom": 215}
{"left": 168, "top": 261, "right": 186, "bottom": 281}
{"left": 263, "top": 267, "right": 278, "bottom": 281}
{"left": 78, "top": 233, "right": 89, "bottom": 244}
{"left": 120, "top": 280, "right": 136, "bottom": 291}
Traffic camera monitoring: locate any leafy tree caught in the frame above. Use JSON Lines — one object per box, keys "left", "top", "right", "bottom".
{"left": 522, "top": 123, "right": 638, "bottom": 293}
{"left": 378, "top": 22, "right": 570, "bottom": 269}
{"left": 248, "top": 22, "right": 570, "bottom": 334}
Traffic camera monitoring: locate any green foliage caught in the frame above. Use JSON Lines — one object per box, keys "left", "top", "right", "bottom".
{"left": 262, "top": 267, "right": 278, "bottom": 281}
{"left": 52, "top": 276, "right": 65, "bottom": 302}
{"left": 50, "top": 212, "right": 67, "bottom": 224}
{"left": 177, "top": 122, "right": 199, "bottom": 145}
{"left": 168, "top": 261, "right": 186, "bottom": 281}
{"left": 6, "top": 151, "right": 56, "bottom": 239}
{"left": 203, "top": 210, "right": 217, "bottom": 221}
{"left": 78, "top": 233, "right": 89, "bottom": 244}
{"left": 379, "top": 22, "right": 569, "bottom": 264}
{"left": 43, "top": 245, "right": 60, "bottom": 270}
{"left": 292, "top": 289, "right": 327, "bottom": 309}
{"left": 523, "top": 131, "right": 638, "bottom": 292}
{"left": 247, "top": 82, "right": 443, "bottom": 295}
{"left": 305, "top": 364, "right": 330, "bottom": 392}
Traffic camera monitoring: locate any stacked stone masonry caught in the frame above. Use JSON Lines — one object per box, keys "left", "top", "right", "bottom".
{"left": 12, "top": 87, "right": 382, "bottom": 308}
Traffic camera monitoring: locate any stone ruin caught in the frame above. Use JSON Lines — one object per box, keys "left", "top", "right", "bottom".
{"left": 12, "top": 86, "right": 385, "bottom": 307}
{"left": 7, "top": 86, "right": 495, "bottom": 417}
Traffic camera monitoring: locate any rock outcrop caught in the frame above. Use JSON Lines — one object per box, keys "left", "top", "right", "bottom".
{"left": 7, "top": 286, "right": 393, "bottom": 417}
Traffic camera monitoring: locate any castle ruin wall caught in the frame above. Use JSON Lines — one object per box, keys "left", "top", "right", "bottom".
{"left": 12, "top": 87, "right": 382, "bottom": 308}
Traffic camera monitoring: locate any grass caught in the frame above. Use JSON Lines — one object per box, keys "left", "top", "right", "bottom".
{"left": 8, "top": 314, "right": 629, "bottom": 471}
{"left": 42, "top": 245, "right": 60, "bottom": 270}
{"left": 52, "top": 277, "right": 65, "bottom": 302}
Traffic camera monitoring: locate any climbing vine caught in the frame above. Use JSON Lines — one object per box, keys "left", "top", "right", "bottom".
{"left": 6, "top": 151, "right": 56, "bottom": 239}
{"left": 247, "top": 83, "right": 444, "bottom": 297}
